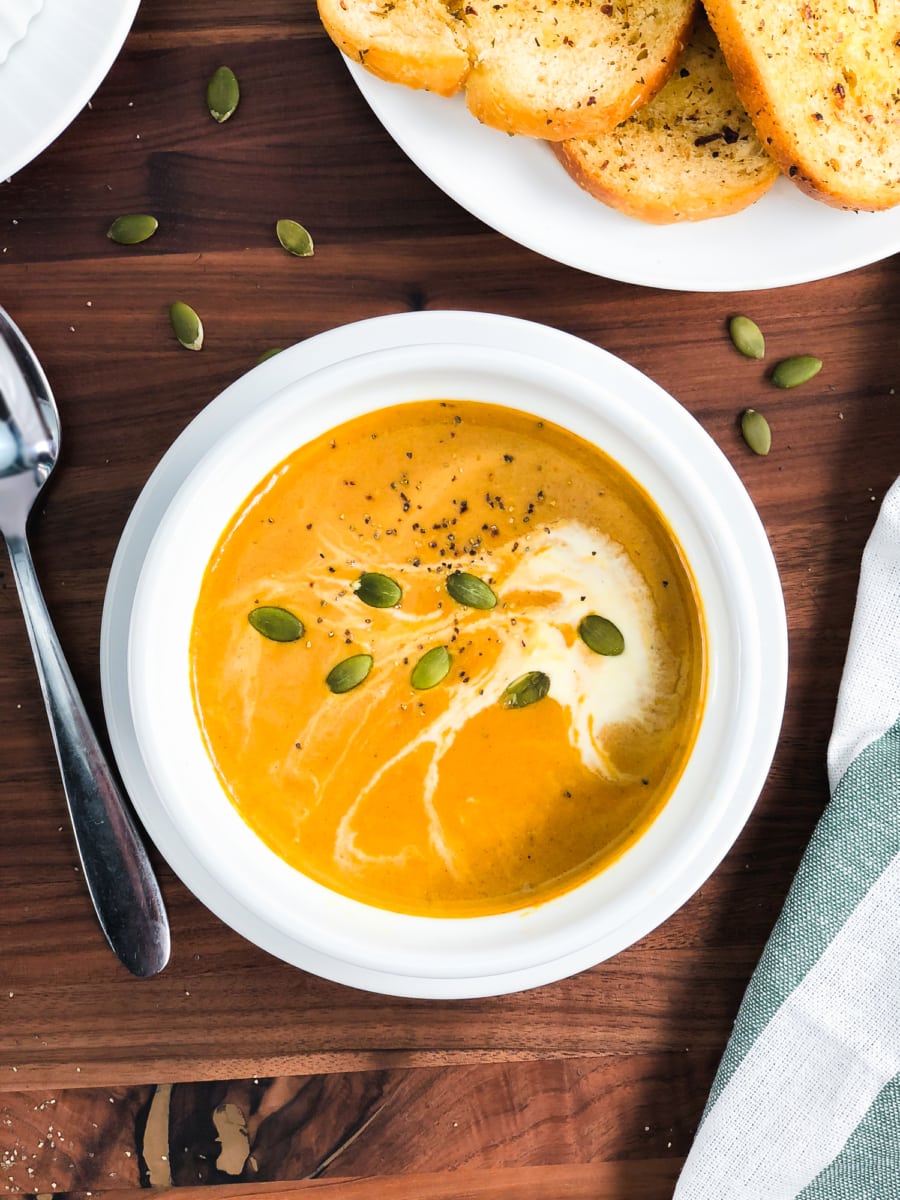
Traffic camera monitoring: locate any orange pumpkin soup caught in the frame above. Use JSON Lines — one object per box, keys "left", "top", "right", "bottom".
{"left": 190, "top": 400, "right": 705, "bottom": 917}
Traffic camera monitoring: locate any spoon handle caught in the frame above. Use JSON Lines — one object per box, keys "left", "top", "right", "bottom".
{"left": 5, "top": 531, "right": 170, "bottom": 977}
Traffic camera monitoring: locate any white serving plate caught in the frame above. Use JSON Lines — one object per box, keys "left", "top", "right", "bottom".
{"left": 348, "top": 61, "right": 900, "bottom": 292}
{"left": 101, "top": 311, "right": 787, "bottom": 997}
{"left": 0, "top": 0, "right": 43, "bottom": 67}
{"left": 0, "top": 0, "right": 139, "bottom": 182}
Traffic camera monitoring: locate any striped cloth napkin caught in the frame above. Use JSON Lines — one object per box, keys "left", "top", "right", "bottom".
{"left": 675, "top": 477, "right": 900, "bottom": 1199}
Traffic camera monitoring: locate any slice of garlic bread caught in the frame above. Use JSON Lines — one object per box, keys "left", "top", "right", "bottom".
{"left": 318, "top": 0, "right": 698, "bottom": 140}
{"left": 317, "top": 0, "right": 469, "bottom": 97}
{"left": 704, "top": 0, "right": 900, "bottom": 209}
{"left": 553, "top": 17, "right": 779, "bottom": 222}
{"left": 460, "top": 0, "right": 697, "bottom": 140}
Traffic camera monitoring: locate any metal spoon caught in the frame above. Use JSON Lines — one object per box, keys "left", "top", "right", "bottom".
{"left": 0, "top": 306, "right": 170, "bottom": 977}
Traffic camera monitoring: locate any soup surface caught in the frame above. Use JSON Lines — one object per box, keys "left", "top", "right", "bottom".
{"left": 191, "top": 400, "right": 705, "bottom": 916}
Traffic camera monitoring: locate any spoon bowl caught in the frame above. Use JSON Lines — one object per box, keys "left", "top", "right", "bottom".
{"left": 0, "top": 305, "right": 169, "bottom": 977}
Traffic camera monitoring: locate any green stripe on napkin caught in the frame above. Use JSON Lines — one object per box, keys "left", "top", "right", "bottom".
{"left": 676, "top": 476, "right": 900, "bottom": 1199}
{"left": 708, "top": 715, "right": 900, "bottom": 1109}
{"left": 799, "top": 1075, "right": 900, "bottom": 1198}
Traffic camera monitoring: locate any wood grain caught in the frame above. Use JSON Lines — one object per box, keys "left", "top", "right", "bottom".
{"left": 1, "top": 0, "right": 899, "bottom": 1194}
{"left": 3, "top": 1164, "right": 683, "bottom": 1200}
{"left": 1, "top": 1055, "right": 705, "bottom": 1191}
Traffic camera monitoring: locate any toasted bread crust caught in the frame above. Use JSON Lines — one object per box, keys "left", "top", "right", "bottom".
{"left": 319, "top": 0, "right": 698, "bottom": 139}
{"left": 317, "top": 0, "right": 469, "bottom": 97}
{"left": 554, "top": 17, "right": 779, "bottom": 222}
{"left": 704, "top": 0, "right": 900, "bottom": 210}
{"left": 460, "top": 0, "right": 696, "bottom": 140}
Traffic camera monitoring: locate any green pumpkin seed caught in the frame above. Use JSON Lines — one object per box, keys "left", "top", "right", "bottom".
{"left": 500, "top": 671, "right": 550, "bottom": 709}
{"left": 107, "top": 214, "right": 158, "bottom": 245}
{"left": 169, "top": 301, "right": 203, "bottom": 351}
{"left": 446, "top": 571, "right": 497, "bottom": 610}
{"left": 772, "top": 355, "right": 822, "bottom": 388}
{"left": 256, "top": 347, "right": 283, "bottom": 364}
{"left": 740, "top": 408, "right": 772, "bottom": 456}
{"left": 354, "top": 571, "right": 402, "bottom": 608}
{"left": 411, "top": 645, "right": 452, "bottom": 690}
{"left": 728, "top": 315, "right": 765, "bottom": 359}
{"left": 276, "top": 219, "right": 314, "bottom": 257}
{"left": 326, "top": 653, "right": 373, "bottom": 694}
{"left": 206, "top": 66, "right": 240, "bottom": 123}
{"left": 578, "top": 614, "right": 625, "bottom": 656}
{"left": 248, "top": 605, "right": 303, "bottom": 642}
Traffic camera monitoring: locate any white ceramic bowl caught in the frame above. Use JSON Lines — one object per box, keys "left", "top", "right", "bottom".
{"left": 108, "top": 311, "right": 787, "bottom": 997}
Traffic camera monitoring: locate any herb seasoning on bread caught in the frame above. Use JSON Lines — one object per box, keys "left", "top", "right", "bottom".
{"left": 554, "top": 17, "right": 779, "bottom": 223}
{"left": 704, "top": 0, "right": 900, "bottom": 210}
{"left": 317, "top": 0, "right": 698, "bottom": 140}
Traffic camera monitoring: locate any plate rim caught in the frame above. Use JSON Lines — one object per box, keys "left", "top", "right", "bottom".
{"left": 100, "top": 310, "right": 788, "bottom": 997}
{"left": 346, "top": 58, "right": 900, "bottom": 292}
{"left": 0, "top": 0, "right": 140, "bottom": 182}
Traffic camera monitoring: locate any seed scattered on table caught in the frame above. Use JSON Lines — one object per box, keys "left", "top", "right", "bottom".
{"left": 741, "top": 408, "right": 772, "bottom": 456}
{"left": 107, "top": 214, "right": 158, "bottom": 245}
{"left": 206, "top": 66, "right": 240, "bottom": 123}
{"left": 276, "top": 219, "right": 314, "bottom": 257}
{"left": 728, "top": 314, "right": 765, "bottom": 359}
{"left": 169, "top": 301, "right": 204, "bottom": 351}
{"left": 772, "top": 355, "right": 822, "bottom": 388}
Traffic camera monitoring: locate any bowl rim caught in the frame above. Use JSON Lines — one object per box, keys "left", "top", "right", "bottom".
{"left": 103, "top": 311, "right": 788, "bottom": 998}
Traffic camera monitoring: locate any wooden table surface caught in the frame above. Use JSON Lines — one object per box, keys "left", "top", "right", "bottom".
{"left": 1, "top": 1, "right": 899, "bottom": 1196}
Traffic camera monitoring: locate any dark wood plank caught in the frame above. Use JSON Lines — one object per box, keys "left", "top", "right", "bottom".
{"left": 11, "top": 1163, "right": 683, "bottom": 1200}
{"left": 1, "top": 1056, "right": 702, "bottom": 1193}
